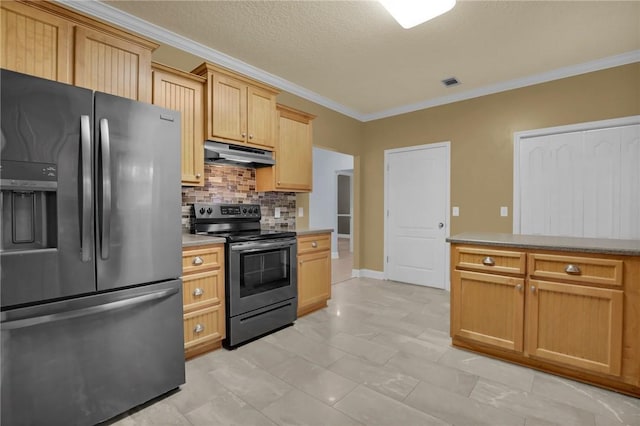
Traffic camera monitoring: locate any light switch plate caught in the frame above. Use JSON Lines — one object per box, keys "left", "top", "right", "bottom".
{"left": 500, "top": 206, "right": 508, "bottom": 217}
{"left": 452, "top": 207, "right": 460, "bottom": 217}
{"left": 298, "top": 207, "right": 304, "bottom": 217}
{"left": 274, "top": 207, "right": 281, "bottom": 218}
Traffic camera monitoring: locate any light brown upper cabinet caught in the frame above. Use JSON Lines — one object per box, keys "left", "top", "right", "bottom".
{"left": 256, "top": 104, "right": 315, "bottom": 192}
{"left": 192, "top": 62, "right": 279, "bottom": 150}
{"left": 152, "top": 63, "right": 205, "bottom": 187}
{"left": 1, "top": 1, "right": 73, "bottom": 83}
{"left": 1, "top": 0, "right": 157, "bottom": 102}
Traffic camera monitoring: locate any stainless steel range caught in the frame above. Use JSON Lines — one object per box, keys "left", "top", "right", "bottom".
{"left": 191, "top": 203, "right": 297, "bottom": 348}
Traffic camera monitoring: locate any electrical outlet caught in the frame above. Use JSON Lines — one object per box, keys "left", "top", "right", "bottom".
{"left": 274, "top": 207, "right": 281, "bottom": 218}
{"left": 500, "top": 206, "right": 508, "bottom": 217}
{"left": 452, "top": 206, "right": 460, "bottom": 217}
{"left": 298, "top": 207, "right": 304, "bottom": 217}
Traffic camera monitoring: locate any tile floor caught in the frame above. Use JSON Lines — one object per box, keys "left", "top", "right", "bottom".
{"left": 332, "top": 237, "right": 353, "bottom": 284}
{"left": 106, "top": 275, "right": 639, "bottom": 426}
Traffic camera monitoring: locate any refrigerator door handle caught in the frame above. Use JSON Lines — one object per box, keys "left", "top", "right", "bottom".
{"left": 1, "top": 287, "right": 179, "bottom": 330}
{"left": 80, "top": 115, "right": 92, "bottom": 262}
{"left": 99, "top": 118, "right": 112, "bottom": 260}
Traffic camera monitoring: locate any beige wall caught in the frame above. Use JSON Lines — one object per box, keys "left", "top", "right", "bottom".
{"left": 360, "top": 63, "right": 640, "bottom": 271}
{"left": 152, "top": 45, "right": 639, "bottom": 273}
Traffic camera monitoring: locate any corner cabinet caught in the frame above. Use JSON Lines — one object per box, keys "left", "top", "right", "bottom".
{"left": 182, "top": 244, "right": 225, "bottom": 359}
{"left": 152, "top": 63, "right": 205, "bottom": 186}
{"left": 297, "top": 233, "right": 331, "bottom": 317}
{"left": 450, "top": 243, "right": 640, "bottom": 397}
{"left": 1, "top": 0, "right": 156, "bottom": 101}
{"left": 256, "top": 104, "right": 315, "bottom": 192}
{"left": 192, "top": 62, "right": 279, "bottom": 150}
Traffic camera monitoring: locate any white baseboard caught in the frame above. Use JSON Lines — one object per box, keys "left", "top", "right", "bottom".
{"left": 331, "top": 251, "right": 339, "bottom": 259}
{"left": 352, "top": 269, "right": 385, "bottom": 280}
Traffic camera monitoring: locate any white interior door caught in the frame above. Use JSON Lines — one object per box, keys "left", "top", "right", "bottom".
{"left": 385, "top": 143, "right": 449, "bottom": 289}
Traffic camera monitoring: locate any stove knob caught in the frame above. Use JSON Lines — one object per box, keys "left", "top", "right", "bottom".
{"left": 254, "top": 208, "right": 260, "bottom": 214}
{"left": 243, "top": 208, "right": 247, "bottom": 214}
{"left": 199, "top": 207, "right": 205, "bottom": 215}
{"left": 206, "top": 208, "right": 213, "bottom": 214}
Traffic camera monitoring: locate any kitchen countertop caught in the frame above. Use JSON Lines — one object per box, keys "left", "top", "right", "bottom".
{"left": 182, "top": 232, "right": 226, "bottom": 247}
{"left": 294, "top": 228, "right": 334, "bottom": 236}
{"left": 447, "top": 232, "right": 640, "bottom": 256}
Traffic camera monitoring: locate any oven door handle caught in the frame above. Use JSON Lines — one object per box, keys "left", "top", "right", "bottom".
{"left": 230, "top": 240, "right": 295, "bottom": 252}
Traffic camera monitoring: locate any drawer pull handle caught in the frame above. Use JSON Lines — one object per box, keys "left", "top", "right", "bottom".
{"left": 311, "top": 241, "right": 318, "bottom": 248}
{"left": 193, "top": 287, "right": 204, "bottom": 297}
{"left": 194, "top": 324, "right": 204, "bottom": 334}
{"left": 482, "top": 257, "right": 495, "bottom": 266}
{"left": 565, "top": 264, "right": 581, "bottom": 275}
{"left": 192, "top": 256, "right": 204, "bottom": 266}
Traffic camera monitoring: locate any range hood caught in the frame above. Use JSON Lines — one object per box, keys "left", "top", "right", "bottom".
{"left": 204, "top": 141, "right": 275, "bottom": 168}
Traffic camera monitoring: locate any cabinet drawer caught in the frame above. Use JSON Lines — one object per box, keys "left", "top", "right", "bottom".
{"left": 183, "top": 305, "right": 224, "bottom": 348}
{"left": 183, "top": 270, "right": 223, "bottom": 312}
{"left": 297, "top": 233, "right": 331, "bottom": 254}
{"left": 182, "top": 245, "right": 223, "bottom": 274}
{"left": 455, "top": 247, "right": 526, "bottom": 275}
{"left": 528, "top": 254, "right": 623, "bottom": 287}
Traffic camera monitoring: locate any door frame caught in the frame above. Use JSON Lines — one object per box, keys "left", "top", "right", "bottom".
{"left": 383, "top": 141, "right": 451, "bottom": 291}
{"left": 513, "top": 115, "right": 640, "bottom": 234}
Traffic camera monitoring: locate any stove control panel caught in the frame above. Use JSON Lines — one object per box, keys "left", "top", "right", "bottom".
{"left": 193, "top": 203, "right": 261, "bottom": 220}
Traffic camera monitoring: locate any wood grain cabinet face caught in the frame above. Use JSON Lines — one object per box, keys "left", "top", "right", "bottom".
{"left": 256, "top": 104, "right": 315, "bottom": 192}
{"left": 181, "top": 244, "right": 225, "bottom": 359}
{"left": 297, "top": 233, "right": 331, "bottom": 317}
{"left": 194, "top": 63, "right": 278, "bottom": 150}
{"left": 74, "top": 26, "right": 152, "bottom": 102}
{"left": 451, "top": 270, "right": 525, "bottom": 352}
{"left": 526, "top": 279, "right": 623, "bottom": 376}
{"left": 152, "top": 63, "right": 205, "bottom": 186}
{"left": 1, "top": 1, "right": 73, "bottom": 83}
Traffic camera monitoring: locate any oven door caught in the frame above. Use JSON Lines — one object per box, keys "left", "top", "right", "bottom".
{"left": 227, "top": 238, "right": 297, "bottom": 317}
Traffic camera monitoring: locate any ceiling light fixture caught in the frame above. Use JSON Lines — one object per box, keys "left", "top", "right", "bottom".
{"left": 378, "top": 0, "right": 457, "bottom": 29}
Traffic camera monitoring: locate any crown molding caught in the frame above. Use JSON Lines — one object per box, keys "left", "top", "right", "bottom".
{"left": 58, "top": 1, "right": 639, "bottom": 123}
{"left": 362, "top": 50, "right": 640, "bottom": 121}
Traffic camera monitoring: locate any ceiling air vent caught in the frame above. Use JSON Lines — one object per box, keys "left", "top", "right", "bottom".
{"left": 441, "top": 77, "right": 460, "bottom": 87}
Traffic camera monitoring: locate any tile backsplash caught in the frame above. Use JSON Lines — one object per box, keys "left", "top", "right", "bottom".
{"left": 182, "top": 164, "right": 296, "bottom": 230}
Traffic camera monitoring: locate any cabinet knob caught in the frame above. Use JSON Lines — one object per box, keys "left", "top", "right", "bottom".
{"left": 249, "top": 134, "right": 254, "bottom": 139}
{"left": 193, "top": 287, "right": 204, "bottom": 297}
{"left": 530, "top": 285, "right": 536, "bottom": 294}
{"left": 192, "top": 256, "right": 204, "bottom": 266}
{"left": 482, "top": 257, "right": 495, "bottom": 266}
{"left": 311, "top": 241, "right": 318, "bottom": 248}
{"left": 515, "top": 284, "right": 523, "bottom": 292}
{"left": 241, "top": 132, "right": 246, "bottom": 138}
{"left": 194, "top": 323, "right": 204, "bottom": 334}
{"left": 564, "top": 264, "right": 581, "bottom": 275}
{"left": 196, "top": 173, "right": 201, "bottom": 178}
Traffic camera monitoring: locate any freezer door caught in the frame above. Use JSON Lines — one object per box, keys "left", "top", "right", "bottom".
{"left": 94, "top": 92, "right": 181, "bottom": 290}
{"left": 0, "top": 69, "right": 96, "bottom": 308}
{"left": 1, "top": 279, "right": 185, "bottom": 425}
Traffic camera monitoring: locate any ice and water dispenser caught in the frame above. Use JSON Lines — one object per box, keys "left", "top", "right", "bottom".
{"left": 1, "top": 160, "right": 58, "bottom": 252}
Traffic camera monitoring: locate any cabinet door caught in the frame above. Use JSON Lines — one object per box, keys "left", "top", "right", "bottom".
{"left": 247, "top": 85, "right": 276, "bottom": 148}
{"left": 74, "top": 26, "right": 152, "bottom": 102}
{"left": 152, "top": 67, "right": 204, "bottom": 186}
{"left": 297, "top": 250, "right": 331, "bottom": 316}
{"left": 1, "top": 1, "right": 72, "bottom": 83}
{"left": 451, "top": 270, "right": 524, "bottom": 352}
{"left": 211, "top": 73, "right": 246, "bottom": 143}
{"left": 526, "top": 280, "right": 623, "bottom": 376}
{"left": 276, "top": 114, "right": 312, "bottom": 190}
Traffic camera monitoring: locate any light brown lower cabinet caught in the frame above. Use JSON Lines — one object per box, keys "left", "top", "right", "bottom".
{"left": 297, "top": 233, "right": 331, "bottom": 317}
{"left": 182, "top": 244, "right": 225, "bottom": 359}
{"left": 450, "top": 244, "right": 640, "bottom": 397}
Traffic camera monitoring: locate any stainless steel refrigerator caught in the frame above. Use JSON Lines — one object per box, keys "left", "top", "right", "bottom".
{"left": 0, "top": 69, "right": 185, "bottom": 425}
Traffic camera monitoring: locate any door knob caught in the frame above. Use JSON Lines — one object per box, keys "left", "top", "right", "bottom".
{"left": 438, "top": 222, "right": 444, "bottom": 229}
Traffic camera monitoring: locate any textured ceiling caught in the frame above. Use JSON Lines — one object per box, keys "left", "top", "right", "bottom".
{"left": 102, "top": 0, "right": 640, "bottom": 119}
